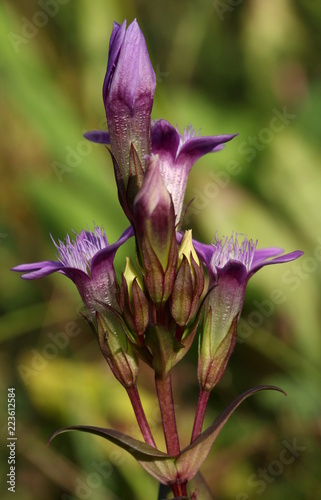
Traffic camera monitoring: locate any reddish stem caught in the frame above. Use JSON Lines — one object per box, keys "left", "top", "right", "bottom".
{"left": 126, "top": 385, "right": 156, "bottom": 448}
{"left": 171, "top": 480, "right": 188, "bottom": 497}
{"left": 191, "top": 388, "right": 210, "bottom": 442}
{"left": 155, "top": 373, "right": 180, "bottom": 456}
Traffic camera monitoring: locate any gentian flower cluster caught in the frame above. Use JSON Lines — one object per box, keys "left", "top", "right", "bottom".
{"left": 13, "top": 19, "right": 303, "bottom": 499}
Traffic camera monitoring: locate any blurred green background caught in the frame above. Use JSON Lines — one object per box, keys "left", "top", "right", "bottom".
{"left": 1, "top": 0, "right": 321, "bottom": 499}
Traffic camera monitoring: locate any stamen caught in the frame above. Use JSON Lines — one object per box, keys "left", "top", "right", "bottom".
{"left": 210, "top": 233, "right": 257, "bottom": 271}
{"left": 51, "top": 226, "right": 109, "bottom": 275}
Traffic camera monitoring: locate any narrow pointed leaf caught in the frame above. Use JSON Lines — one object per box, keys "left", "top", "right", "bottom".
{"left": 176, "top": 385, "right": 286, "bottom": 481}
{"left": 48, "top": 425, "right": 178, "bottom": 484}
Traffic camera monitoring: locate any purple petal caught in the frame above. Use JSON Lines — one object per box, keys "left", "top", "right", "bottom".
{"left": 107, "top": 19, "right": 156, "bottom": 111}
{"left": 151, "top": 120, "right": 180, "bottom": 161}
{"left": 252, "top": 247, "right": 284, "bottom": 265}
{"left": 84, "top": 130, "right": 110, "bottom": 144}
{"left": 217, "top": 260, "right": 248, "bottom": 285}
{"left": 176, "top": 134, "right": 238, "bottom": 170}
{"left": 103, "top": 20, "right": 127, "bottom": 102}
{"left": 91, "top": 226, "right": 134, "bottom": 279}
{"left": 250, "top": 250, "right": 304, "bottom": 275}
{"left": 191, "top": 240, "right": 213, "bottom": 268}
{"left": 11, "top": 261, "right": 62, "bottom": 279}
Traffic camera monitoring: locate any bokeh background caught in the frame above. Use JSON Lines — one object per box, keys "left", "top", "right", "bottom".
{"left": 1, "top": 0, "right": 321, "bottom": 499}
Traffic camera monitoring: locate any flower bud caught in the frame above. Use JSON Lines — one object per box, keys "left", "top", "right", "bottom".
{"left": 96, "top": 310, "right": 138, "bottom": 388}
{"left": 195, "top": 232, "right": 304, "bottom": 392}
{"left": 171, "top": 231, "right": 205, "bottom": 327}
{"left": 197, "top": 267, "right": 245, "bottom": 392}
{"left": 119, "top": 257, "right": 149, "bottom": 339}
{"left": 104, "top": 19, "right": 156, "bottom": 213}
{"left": 133, "top": 155, "right": 178, "bottom": 303}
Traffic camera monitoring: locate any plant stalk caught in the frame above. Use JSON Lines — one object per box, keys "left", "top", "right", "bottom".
{"left": 191, "top": 388, "right": 210, "bottom": 442}
{"left": 155, "top": 373, "right": 180, "bottom": 456}
{"left": 126, "top": 385, "right": 156, "bottom": 448}
{"left": 171, "top": 480, "right": 188, "bottom": 497}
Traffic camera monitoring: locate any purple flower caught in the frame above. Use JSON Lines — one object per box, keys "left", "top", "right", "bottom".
{"left": 12, "top": 226, "right": 133, "bottom": 322}
{"left": 150, "top": 120, "right": 237, "bottom": 224}
{"left": 86, "top": 120, "right": 237, "bottom": 224}
{"left": 195, "top": 233, "right": 303, "bottom": 283}
{"left": 195, "top": 233, "right": 303, "bottom": 391}
{"left": 85, "top": 19, "right": 156, "bottom": 221}
{"left": 86, "top": 20, "right": 156, "bottom": 199}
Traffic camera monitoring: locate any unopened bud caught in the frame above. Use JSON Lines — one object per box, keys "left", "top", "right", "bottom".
{"left": 119, "top": 258, "right": 149, "bottom": 339}
{"left": 198, "top": 270, "right": 245, "bottom": 392}
{"left": 96, "top": 310, "right": 138, "bottom": 388}
{"left": 134, "top": 155, "right": 178, "bottom": 303}
{"left": 171, "top": 231, "right": 204, "bottom": 327}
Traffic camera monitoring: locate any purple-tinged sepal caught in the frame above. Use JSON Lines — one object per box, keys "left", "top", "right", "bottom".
{"left": 133, "top": 155, "right": 178, "bottom": 304}
{"left": 145, "top": 324, "right": 184, "bottom": 378}
{"left": 96, "top": 310, "right": 139, "bottom": 388}
{"left": 196, "top": 233, "right": 303, "bottom": 392}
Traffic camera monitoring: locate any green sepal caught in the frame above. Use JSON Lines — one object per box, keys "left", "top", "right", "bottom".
{"left": 126, "top": 142, "right": 145, "bottom": 208}
{"left": 109, "top": 148, "right": 133, "bottom": 222}
{"left": 137, "top": 236, "right": 166, "bottom": 303}
{"left": 137, "top": 234, "right": 177, "bottom": 304}
{"left": 171, "top": 255, "right": 193, "bottom": 326}
{"left": 130, "top": 341, "right": 154, "bottom": 368}
{"left": 198, "top": 311, "right": 238, "bottom": 392}
{"left": 145, "top": 324, "right": 184, "bottom": 378}
{"left": 132, "top": 278, "right": 150, "bottom": 335}
{"left": 96, "top": 310, "right": 138, "bottom": 388}
{"left": 119, "top": 273, "right": 149, "bottom": 339}
{"left": 169, "top": 290, "right": 207, "bottom": 368}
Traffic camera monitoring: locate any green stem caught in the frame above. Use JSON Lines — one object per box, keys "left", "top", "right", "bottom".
{"left": 191, "top": 388, "right": 210, "bottom": 442}
{"left": 155, "top": 373, "right": 180, "bottom": 456}
{"left": 126, "top": 385, "right": 156, "bottom": 448}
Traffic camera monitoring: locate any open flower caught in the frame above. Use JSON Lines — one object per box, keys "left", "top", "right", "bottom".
{"left": 86, "top": 119, "right": 237, "bottom": 224}
{"left": 12, "top": 226, "right": 133, "bottom": 323}
{"left": 194, "top": 233, "right": 303, "bottom": 391}
{"left": 150, "top": 120, "right": 237, "bottom": 224}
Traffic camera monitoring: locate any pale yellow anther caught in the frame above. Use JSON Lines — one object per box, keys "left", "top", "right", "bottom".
{"left": 124, "top": 256, "right": 143, "bottom": 299}
{"left": 178, "top": 230, "right": 199, "bottom": 266}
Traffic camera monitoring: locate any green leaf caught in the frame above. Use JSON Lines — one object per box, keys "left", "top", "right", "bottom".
{"left": 48, "top": 387, "right": 285, "bottom": 489}
{"left": 48, "top": 425, "right": 178, "bottom": 484}
{"left": 176, "top": 385, "right": 286, "bottom": 481}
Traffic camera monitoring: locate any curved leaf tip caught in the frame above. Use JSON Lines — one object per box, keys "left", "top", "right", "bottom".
{"left": 176, "top": 384, "right": 286, "bottom": 482}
